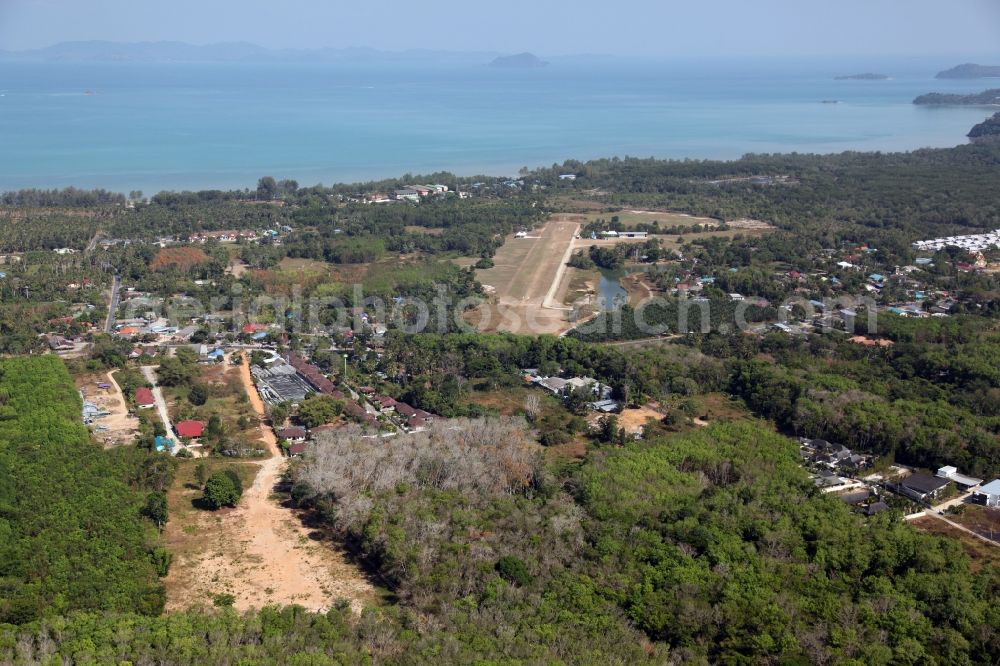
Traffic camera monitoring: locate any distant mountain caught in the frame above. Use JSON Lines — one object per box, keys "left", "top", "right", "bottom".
{"left": 488, "top": 52, "right": 548, "bottom": 69}
{"left": 834, "top": 73, "right": 889, "bottom": 80}
{"left": 0, "top": 40, "right": 501, "bottom": 64}
{"left": 968, "top": 112, "right": 1000, "bottom": 141}
{"left": 913, "top": 89, "right": 1000, "bottom": 106}
{"left": 935, "top": 63, "right": 1000, "bottom": 79}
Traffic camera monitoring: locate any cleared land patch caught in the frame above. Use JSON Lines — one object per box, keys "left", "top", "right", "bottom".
{"left": 75, "top": 370, "right": 140, "bottom": 447}
{"left": 587, "top": 209, "right": 720, "bottom": 228}
{"left": 150, "top": 247, "right": 210, "bottom": 272}
{"left": 912, "top": 514, "right": 1000, "bottom": 572}
{"left": 467, "top": 216, "right": 580, "bottom": 335}
{"left": 161, "top": 354, "right": 380, "bottom": 614}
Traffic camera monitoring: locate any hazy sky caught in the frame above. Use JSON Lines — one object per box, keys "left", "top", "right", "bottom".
{"left": 1, "top": 0, "right": 999, "bottom": 57}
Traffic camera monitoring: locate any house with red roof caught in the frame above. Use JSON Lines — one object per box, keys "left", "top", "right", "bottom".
{"left": 135, "top": 387, "right": 155, "bottom": 409}
{"left": 175, "top": 420, "right": 205, "bottom": 439}
{"left": 373, "top": 395, "right": 397, "bottom": 412}
{"left": 277, "top": 426, "right": 307, "bottom": 442}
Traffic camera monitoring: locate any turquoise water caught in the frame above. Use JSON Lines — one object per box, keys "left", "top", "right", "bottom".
{"left": 0, "top": 58, "right": 994, "bottom": 192}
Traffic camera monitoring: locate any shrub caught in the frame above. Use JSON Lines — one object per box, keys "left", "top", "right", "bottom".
{"left": 202, "top": 472, "right": 242, "bottom": 509}
{"left": 188, "top": 383, "right": 208, "bottom": 406}
{"left": 495, "top": 556, "right": 532, "bottom": 586}
{"left": 212, "top": 593, "right": 236, "bottom": 607}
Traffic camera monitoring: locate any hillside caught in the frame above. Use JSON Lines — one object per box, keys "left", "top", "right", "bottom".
{"left": 936, "top": 63, "right": 1000, "bottom": 79}
{"left": 968, "top": 111, "right": 1000, "bottom": 141}
{"left": 3, "top": 420, "right": 999, "bottom": 663}
{"left": 489, "top": 52, "right": 549, "bottom": 68}
{"left": 913, "top": 88, "right": 1000, "bottom": 105}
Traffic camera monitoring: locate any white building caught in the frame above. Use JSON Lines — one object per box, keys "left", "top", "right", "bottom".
{"left": 936, "top": 466, "right": 983, "bottom": 490}
{"left": 975, "top": 479, "right": 1000, "bottom": 507}
{"left": 913, "top": 229, "right": 1000, "bottom": 252}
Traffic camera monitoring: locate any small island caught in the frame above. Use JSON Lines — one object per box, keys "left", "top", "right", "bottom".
{"left": 489, "top": 52, "right": 548, "bottom": 69}
{"left": 913, "top": 89, "right": 1000, "bottom": 106}
{"left": 935, "top": 63, "right": 1000, "bottom": 79}
{"left": 834, "top": 73, "right": 888, "bottom": 80}
{"left": 968, "top": 112, "right": 1000, "bottom": 141}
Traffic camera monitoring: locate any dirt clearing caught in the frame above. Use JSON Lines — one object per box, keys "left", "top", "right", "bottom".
{"left": 162, "top": 354, "right": 380, "bottom": 614}
{"left": 617, "top": 405, "right": 664, "bottom": 434}
{"left": 76, "top": 370, "right": 140, "bottom": 447}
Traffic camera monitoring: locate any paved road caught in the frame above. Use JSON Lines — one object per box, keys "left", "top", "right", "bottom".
{"left": 140, "top": 365, "right": 173, "bottom": 438}
{"left": 905, "top": 490, "right": 975, "bottom": 522}
{"left": 929, "top": 490, "right": 975, "bottom": 514}
{"left": 104, "top": 274, "right": 121, "bottom": 333}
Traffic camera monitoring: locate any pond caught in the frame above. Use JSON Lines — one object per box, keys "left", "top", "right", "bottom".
{"left": 597, "top": 270, "right": 627, "bottom": 311}
{"left": 597, "top": 266, "right": 665, "bottom": 310}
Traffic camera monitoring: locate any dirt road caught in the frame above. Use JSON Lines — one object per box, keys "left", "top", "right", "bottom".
{"left": 917, "top": 513, "right": 1000, "bottom": 549}
{"left": 79, "top": 370, "right": 140, "bottom": 447}
{"left": 163, "top": 355, "right": 378, "bottom": 613}
{"left": 226, "top": 257, "right": 248, "bottom": 277}
{"left": 101, "top": 369, "right": 140, "bottom": 444}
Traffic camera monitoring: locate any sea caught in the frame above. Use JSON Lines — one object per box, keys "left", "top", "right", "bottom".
{"left": 0, "top": 56, "right": 995, "bottom": 193}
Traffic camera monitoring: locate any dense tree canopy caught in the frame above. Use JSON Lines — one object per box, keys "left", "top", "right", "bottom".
{"left": 0, "top": 356, "right": 170, "bottom": 624}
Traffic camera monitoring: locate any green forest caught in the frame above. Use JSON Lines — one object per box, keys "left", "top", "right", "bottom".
{"left": 0, "top": 357, "right": 172, "bottom": 624}
{"left": 3, "top": 416, "right": 998, "bottom": 664}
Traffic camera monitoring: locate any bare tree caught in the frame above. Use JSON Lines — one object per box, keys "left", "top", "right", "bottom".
{"left": 295, "top": 417, "right": 541, "bottom": 533}
{"left": 523, "top": 393, "right": 540, "bottom": 422}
